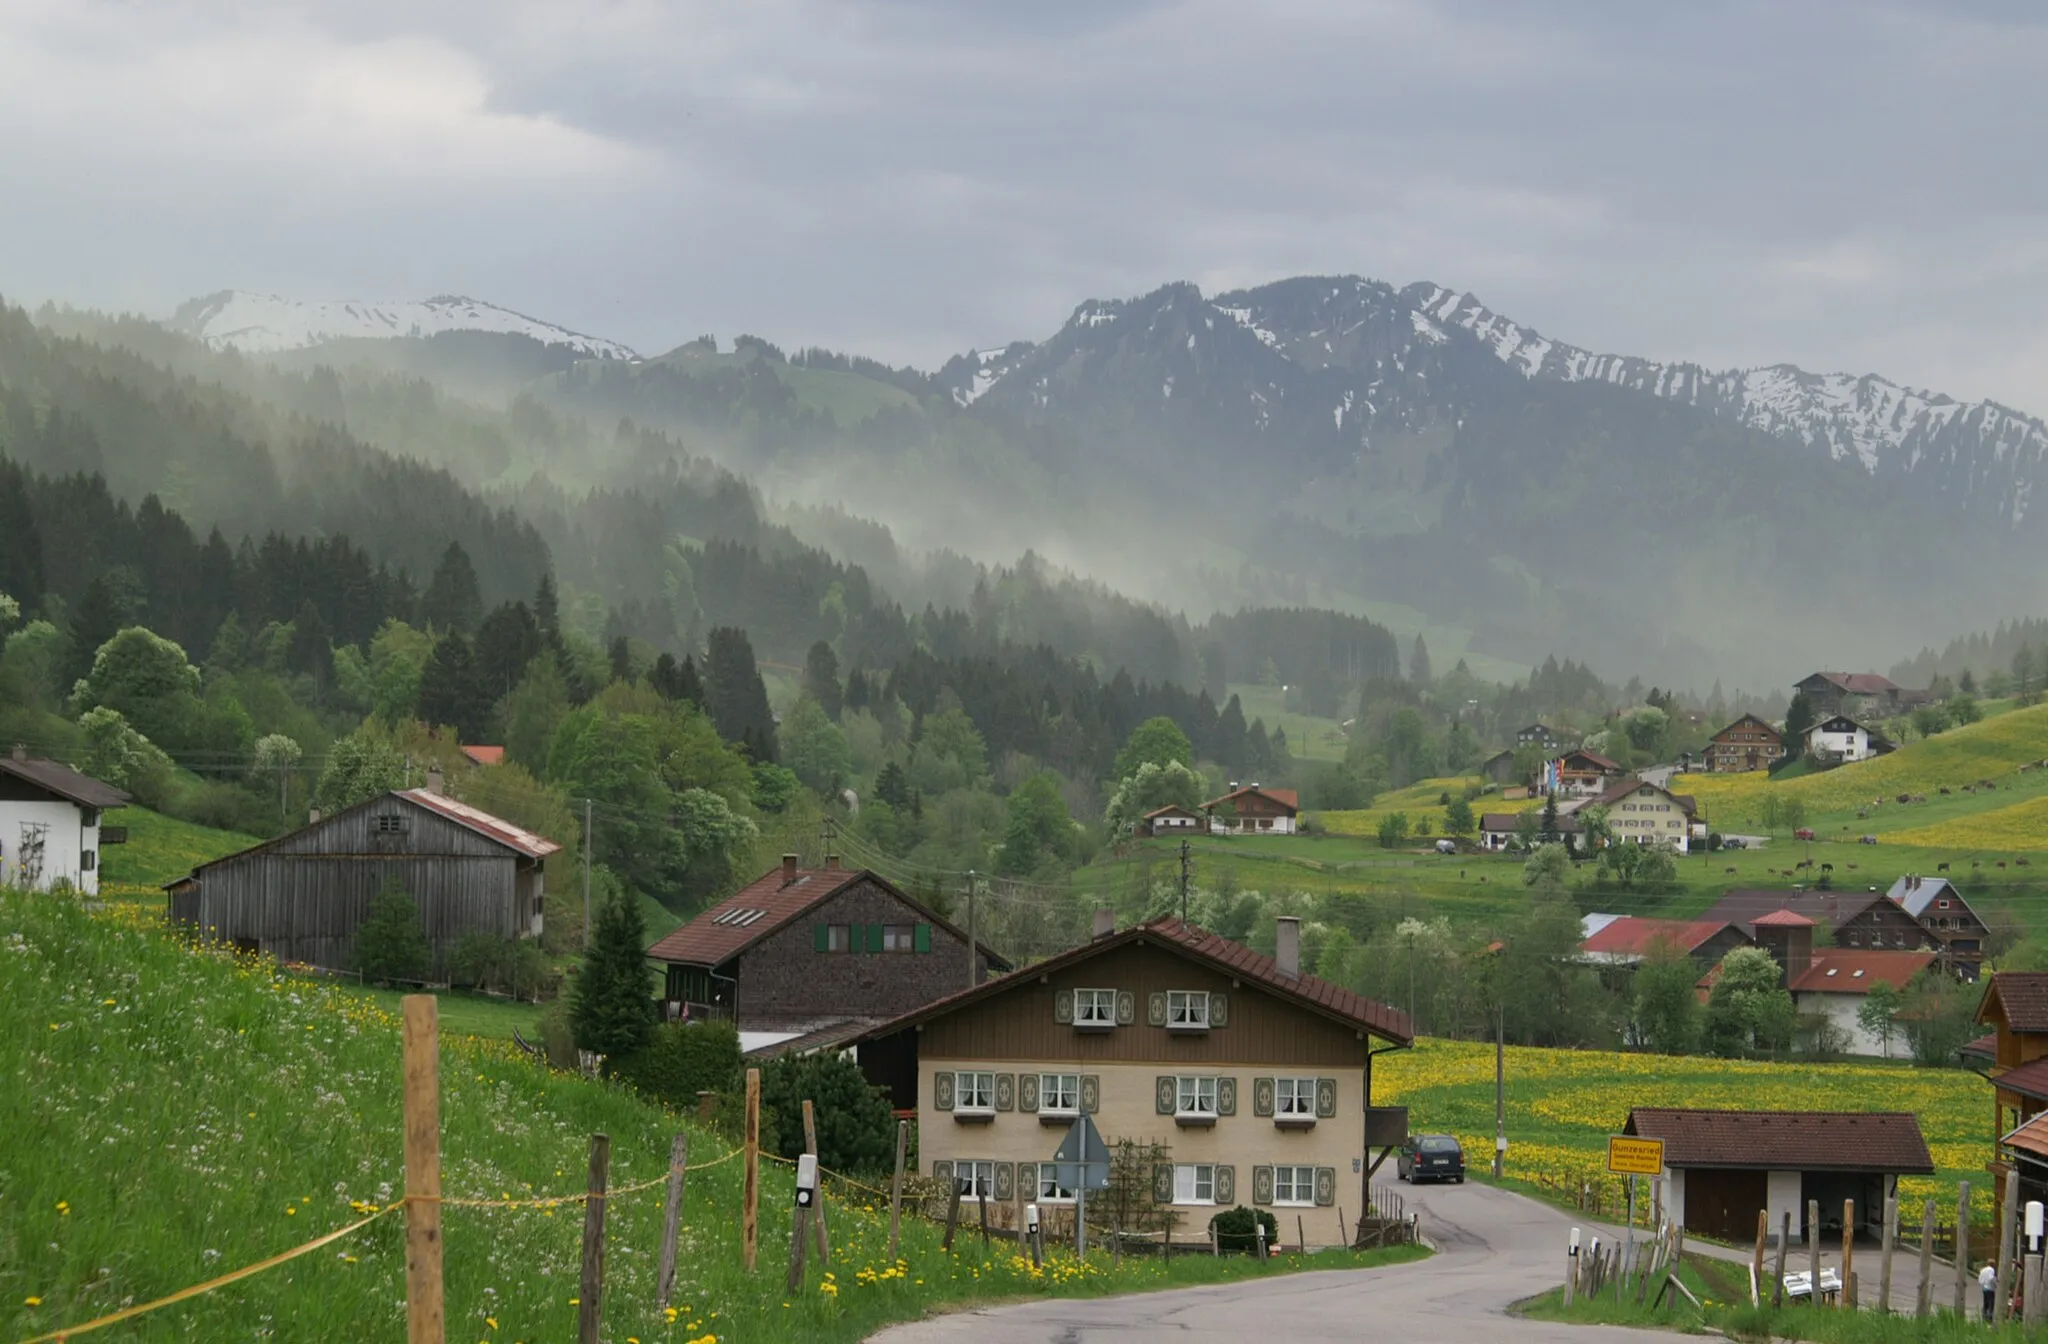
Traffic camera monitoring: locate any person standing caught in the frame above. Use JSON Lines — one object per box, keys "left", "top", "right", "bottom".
{"left": 1981, "top": 1261, "right": 1998, "bottom": 1322}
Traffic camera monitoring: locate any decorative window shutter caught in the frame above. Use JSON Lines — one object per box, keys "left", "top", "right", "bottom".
{"left": 914, "top": 922, "right": 932, "bottom": 953}
{"left": 1210, "top": 992, "right": 1230, "bottom": 1027}
{"left": 1315, "top": 1077, "right": 1338, "bottom": 1118}
{"left": 1314, "top": 1167, "right": 1336, "bottom": 1206}
{"left": 1147, "top": 992, "right": 1167, "bottom": 1026}
{"left": 994, "top": 1162, "right": 1014, "bottom": 1201}
{"left": 1252, "top": 1165, "right": 1275, "bottom": 1206}
{"left": 932, "top": 1159, "right": 953, "bottom": 1184}
{"left": 1155, "top": 1076, "right": 1177, "bottom": 1114}
{"left": 1019, "top": 1074, "right": 1039, "bottom": 1113}
{"left": 813, "top": 923, "right": 829, "bottom": 952}
{"left": 1217, "top": 1077, "right": 1237, "bottom": 1117}
{"left": 934, "top": 1073, "right": 955, "bottom": 1111}
{"left": 867, "top": 923, "right": 886, "bottom": 953}
{"left": 1017, "top": 1161, "right": 1037, "bottom": 1195}
{"left": 1053, "top": 989, "right": 1073, "bottom": 1024}
{"left": 1080, "top": 1076, "right": 1100, "bottom": 1114}
{"left": 1251, "top": 1078, "right": 1275, "bottom": 1117}
{"left": 1215, "top": 1165, "right": 1236, "bottom": 1206}
{"left": 995, "top": 1073, "right": 1015, "bottom": 1111}
{"left": 1116, "top": 990, "right": 1136, "bottom": 1025}
{"left": 1153, "top": 1164, "right": 1174, "bottom": 1203}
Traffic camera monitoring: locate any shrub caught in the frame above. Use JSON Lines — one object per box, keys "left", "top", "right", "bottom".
{"left": 617, "top": 1019, "right": 743, "bottom": 1110}
{"left": 447, "top": 933, "right": 556, "bottom": 999}
{"left": 354, "top": 880, "right": 429, "bottom": 984}
{"left": 758, "top": 1050, "right": 897, "bottom": 1177}
{"left": 1208, "top": 1205, "right": 1278, "bottom": 1253}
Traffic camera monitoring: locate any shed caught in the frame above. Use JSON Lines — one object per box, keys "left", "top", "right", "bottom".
{"left": 1624, "top": 1108, "right": 1933, "bottom": 1245}
{"left": 166, "top": 787, "right": 559, "bottom": 970}
{"left": 0, "top": 745, "right": 130, "bottom": 895}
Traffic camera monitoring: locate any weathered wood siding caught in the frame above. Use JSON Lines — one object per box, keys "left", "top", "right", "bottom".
{"left": 169, "top": 794, "right": 526, "bottom": 970}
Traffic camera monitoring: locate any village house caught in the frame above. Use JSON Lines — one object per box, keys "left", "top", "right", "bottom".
{"left": 1975, "top": 973, "right": 2048, "bottom": 1222}
{"left": 1705, "top": 714, "right": 1786, "bottom": 774}
{"left": 1548, "top": 749, "right": 1624, "bottom": 799}
{"left": 1202, "top": 784, "right": 1299, "bottom": 836}
{"left": 0, "top": 746, "right": 129, "bottom": 895}
{"left": 1587, "top": 776, "right": 1701, "bottom": 853}
{"left": 643, "top": 855, "right": 1011, "bottom": 1055}
{"left": 1623, "top": 1107, "right": 1933, "bottom": 1245}
{"left": 1479, "top": 749, "right": 1520, "bottom": 787}
{"left": 1886, "top": 875, "right": 1990, "bottom": 980}
{"left": 1805, "top": 714, "right": 1885, "bottom": 765}
{"left": 1577, "top": 916, "right": 1751, "bottom": 972}
{"left": 1140, "top": 804, "right": 1205, "bottom": 837}
{"left": 1714, "top": 908, "right": 1937, "bottom": 1057}
{"left": 1696, "top": 889, "right": 1936, "bottom": 954}
{"left": 458, "top": 745, "right": 506, "bottom": 767}
{"left": 1516, "top": 723, "right": 1568, "bottom": 752}
{"left": 847, "top": 914, "right": 1412, "bottom": 1249}
{"left": 166, "top": 782, "right": 557, "bottom": 970}
{"left": 1795, "top": 671, "right": 1916, "bottom": 720}
{"left": 1478, "top": 809, "right": 1580, "bottom": 851}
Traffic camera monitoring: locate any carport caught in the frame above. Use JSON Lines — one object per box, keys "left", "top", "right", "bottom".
{"left": 1625, "top": 1108, "right": 1933, "bottom": 1245}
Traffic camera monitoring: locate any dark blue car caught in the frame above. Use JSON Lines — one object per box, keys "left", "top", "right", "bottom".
{"left": 1396, "top": 1134, "right": 1465, "bottom": 1184}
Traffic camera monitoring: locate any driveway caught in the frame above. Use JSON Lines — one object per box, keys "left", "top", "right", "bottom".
{"left": 868, "top": 1181, "right": 1688, "bottom": 1342}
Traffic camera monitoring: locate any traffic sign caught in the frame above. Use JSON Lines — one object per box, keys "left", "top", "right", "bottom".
{"left": 1606, "top": 1136, "right": 1665, "bottom": 1176}
{"left": 1050, "top": 1114, "right": 1112, "bottom": 1190}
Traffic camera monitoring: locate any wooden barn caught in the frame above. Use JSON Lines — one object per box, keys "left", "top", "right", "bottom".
{"left": 166, "top": 787, "right": 559, "bottom": 970}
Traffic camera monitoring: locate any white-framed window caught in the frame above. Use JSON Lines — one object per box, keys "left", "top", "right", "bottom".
{"left": 1176, "top": 1075, "right": 1218, "bottom": 1118}
{"left": 955, "top": 1071, "right": 996, "bottom": 1112}
{"left": 957, "top": 1159, "right": 995, "bottom": 1200}
{"left": 1037, "top": 1167, "right": 1075, "bottom": 1203}
{"left": 1039, "top": 1073, "right": 1081, "bottom": 1115}
{"left": 1274, "top": 1077, "right": 1317, "bottom": 1116}
{"left": 1174, "top": 1164, "right": 1216, "bottom": 1204}
{"left": 1167, "top": 990, "right": 1211, "bottom": 1029}
{"left": 1273, "top": 1165, "right": 1315, "bottom": 1206}
{"left": 1074, "top": 988, "right": 1117, "bottom": 1025}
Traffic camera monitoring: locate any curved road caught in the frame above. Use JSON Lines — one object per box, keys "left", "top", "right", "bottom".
{"left": 870, "top": 1181, "right": 1682, "bottom": 1343}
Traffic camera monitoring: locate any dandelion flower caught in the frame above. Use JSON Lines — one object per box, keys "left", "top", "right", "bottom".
{"left": 24, "top": 1297, "right": 42, "bottom": 1307}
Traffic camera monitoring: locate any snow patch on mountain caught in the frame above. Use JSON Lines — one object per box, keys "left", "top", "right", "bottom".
{"left": 169, "top": 291, "right": 638, "bottom": 360}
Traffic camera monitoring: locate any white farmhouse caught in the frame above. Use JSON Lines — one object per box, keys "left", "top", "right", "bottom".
{"left": 1805, "top": 714, "right": 1878, "bottom": 764}
{"left": 0, "top": 746, "right": 130, "bottom": 895}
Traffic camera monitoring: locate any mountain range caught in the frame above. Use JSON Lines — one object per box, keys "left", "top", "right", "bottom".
{"left": 170, "top": 291, "right": 638, "bottom": 361}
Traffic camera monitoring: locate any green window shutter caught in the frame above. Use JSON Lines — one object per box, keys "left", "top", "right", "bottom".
{"left": 1017, "top": 1161, "right": 1037, "bottom": 1196}
{"left": 1315, "top": 1077, "right": 1338, "bottom": 1119}
{"left": 934, "top": 1072, "right": 954, "bottom": 1112}
{"left": 1252, "top": 1165, "right": 1274, "bottom": 1206}
{"left": 1252, "top": 1078, "right": 1275, "bottom": 1117}
{"left": 1217, "top": 1076, "right": 1237, "bottom": 1116}
{"left": 1215, "top": 1165, "right": 1236, "bottom": 1206}
{"left": 867, "top": 923, "right": 886, "bottom": 953}
{"left": 814, "top": 923, "right": 830, "bottom": 952}
{"left": 1210, "top": 992, "right": 1229, "bottom": 1027}
{"left": 1155, "top": 1076, "right": 1177, "bottom": 1114}
{"left": 1053, "top": 989, "right": 1073, "bottom": 1024}
{"left": 994, "top": 1162, "right": 1014, "bottom": 1202}
{"left": 1018, "top": 1075, "right": 1039, "bottom": 1113}
{"left": 1314, "top": 1167, "right": 1336, "bottom": 1206}
{"left": 1153, "top": 1164, "right": 1174, "bottom": 1203}
{"left": 995, "top": 1073, "right": 1015, "bottom": 1111}
{"left": 914, "top": 922, "right": 932, "bottom": 953}
{"left": 1080, "top": 1075, "right": 1100, "bottom": 1114}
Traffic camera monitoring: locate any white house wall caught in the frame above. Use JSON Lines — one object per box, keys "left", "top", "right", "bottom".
{"left": 1768, "top": 1170, "right": 1804, "bottom": 1241}
{"left": 0, "top": 799, "right": 96, "bottom": 895}
{"left": 1797, "top": 991, "right": 1909, "bottom": 1059}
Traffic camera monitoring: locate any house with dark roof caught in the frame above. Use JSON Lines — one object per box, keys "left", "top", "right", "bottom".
{"left": 1978, "top": 972, "right": 2048, "bottom": 1219}
{"left": 166, "top": 785, "right": 559, "bottom": 970}
{"left": 844, "top": 914, "right": 1412, "bottom": 1250}
{"left": 1202, "top": 784, "right": 1299, "bottom": 835}
{"left": 643, "top": 854, "right": 1012, "bottom": 1054}
{"left": 1805, "top": 714, "right": 1888, "bottom": 765}
{"left": 1696, "top": 889, "right": 1934, "bottom": 954}
{"left": 1479, "top": 749, "right": 1521, "bottom": 786}
{"left": 1550, "top": 749, "right": 1624, "bottom": 799}
{"left": 1140, "top": 803, "right": 1205, "bottom": 837}
{"left": 1624, "top": 1107, "right": 1933, "bottom": 1245}
{"left": 1887, "top": 875, "right": 1989, "bottom": 980}
{"left": 1479, "top": 809, "right": 1580, "bottom": 851}
{"left": 1705, "top": 714, "right": 1786, "bottom": 774}
{"left": 0, "top": 745, "right": 130, "bottom": 895}
{"left": 1516, "top": 723, "right": 1568, "bottom": 752}
{"left": 1795, "top": 671, "right": 1918, "bottom": 720}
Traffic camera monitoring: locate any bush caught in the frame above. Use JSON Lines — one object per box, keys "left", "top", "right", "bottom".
{"left": 354, "top": 880, "right": 429, "bottom": 984}
{"left": 617, "top": 1019, "right": 743, "bottom": 1110}
{"left": 447, "top": 933, "right": 556, "bottom": 999}
{"left": 1208, "top": 1205, "right": 1278, "bottom": 1253}
{"left": 758, "top": 1050, "right": 897, "bottom": 1177}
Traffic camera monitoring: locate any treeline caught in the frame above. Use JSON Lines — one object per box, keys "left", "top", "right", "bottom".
{"left": 1892, "top": 617, "right": 2048, "bottom": 691}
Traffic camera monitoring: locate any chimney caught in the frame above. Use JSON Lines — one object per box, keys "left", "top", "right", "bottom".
{"left": 425, "top": 764, "right": 444, "bottom": 797}
{"left": 781, "top": 853, "right": 799, "bottom": 884}
{"left": 824, "top": 853, "right": 842, "bottom": 872}
{"left": 1275, "top": 916, "right": 1301, "bottom": 979}
{"left": 308, "top": 807, "right": 322, "bottom": 824}
{"left": 1092, "top": 908, "right": 1115, "bottom": 940}
{"left": 9, "top": 743, "right": 24, "bottom": 761}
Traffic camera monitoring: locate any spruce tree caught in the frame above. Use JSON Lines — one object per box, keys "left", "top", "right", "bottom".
{"left": 422, "top": 541, "right": 484, "bottom": 635}
{"left": 571, "top": 880, "right": 654, "bottom": 1065}
{"left": 355, "top": 880, "right": 430, "bottom": 983}
{"left": 705, "top": 626, "right": 774, "bottom": 746}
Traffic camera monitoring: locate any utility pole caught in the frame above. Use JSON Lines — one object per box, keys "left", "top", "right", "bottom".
{"left": 1178, "top": 840, "right": 1191, "bottom": 922}
{"left": 965, "top": 870, "right": 978, "bottom": 988}
{"left": 583, "top": 796, "right": 594, "bottom": 950}
{"left": 1493, "top": 997, "right": 1506, "bottom": 1179}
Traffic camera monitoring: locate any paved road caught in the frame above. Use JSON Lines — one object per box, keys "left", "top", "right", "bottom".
{"left": 868, "top": 1181, "right": 1685, "bottom": 1343}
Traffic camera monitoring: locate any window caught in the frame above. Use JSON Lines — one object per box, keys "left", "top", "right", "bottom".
{"left": 1274, "top": 1078, "right": 1317, "bottom": 1117}
{"left": 1173, "top": 1164, "right": 1216, "bottom": 1204}
{"left": 81, "top": 850, "right": 96, "bottom": 872}
{"left": 1176, "top": 1076, "right": 1218, "bottom": 1118}
{"left": 1039, "top": 1073, "right": 1080, "bottom": 1115}
{"left": 955, "top": 1071, "right": 996, "bottom": 1112}
{"left": 956, "top": 1159, "right": 995, "bottom": 1200}
{"left": 372, "top": 814, "right": 409, "bottom": 835}
{"left": 883, "top": 924, "right": 915, "bottom": 952}
{"left": 826, "top": 924, "right": 852, "bottom": 953}
{"left": 1167, "top": 991, "right": 1211, "bottom": 1030}
{"left": 1074, "top": 988, "right": 1117, "bottom": 1026}
{"left": 1273, "top": 1165, "right": 1315, "bottom": 1206}
{"left": 1038, "top": 1166, "right": 1075, "bottom": 1202}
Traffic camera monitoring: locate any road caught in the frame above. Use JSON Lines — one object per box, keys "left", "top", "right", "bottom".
{"left": 868, "top": 1181, "right": 1686, "bottom": 1343}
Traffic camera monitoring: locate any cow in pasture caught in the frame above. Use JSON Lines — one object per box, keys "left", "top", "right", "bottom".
{"left": 2020, "top": 858, "right": 2032, "bottom": 868}
{"left": 1725, "top": 867, "right": 1737, "bottom": 875}
{"left": 1941, "top": 787, "right": 1952, "bottom": 796}
{"left": 1938, "top": 862, "right": 1951, "bottom": 872}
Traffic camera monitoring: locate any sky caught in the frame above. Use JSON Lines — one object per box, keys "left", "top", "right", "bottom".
{"left": 2, "top": 0, "right": 2045, "bottom": 412}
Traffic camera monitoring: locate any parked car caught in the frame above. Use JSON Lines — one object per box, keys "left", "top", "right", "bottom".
{"left": 1859, "top": 834, "right": 1880, "bottom": 845}
{"left": 1721, "top": 837, "right": 1746, "bottom": 850}
{"left": 1434, "top": 839, "right": 1458, "bottom": 855}
{"left": 1795, "top": 827, "right": 1817, "bottom": 841}
{"left": 1396, "top": 1134, "right": 1465, "bottom": 1184}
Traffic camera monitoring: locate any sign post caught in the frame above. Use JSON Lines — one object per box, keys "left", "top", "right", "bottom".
{"left": 1607, "top": 1136, "right": 1664, "bottom": 1298}
{"left": 1051, "top": 1115, "right": 1111, "bottom": 1259}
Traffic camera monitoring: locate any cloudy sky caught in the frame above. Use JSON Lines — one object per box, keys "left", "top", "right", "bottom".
{"left": 3, "top": 0, "right": 2044, "bottom": 409}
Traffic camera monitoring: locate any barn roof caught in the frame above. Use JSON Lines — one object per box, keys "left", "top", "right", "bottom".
{"left": 1697, "top": 889, "right": 1894, "bottom": 938}
{"left": 398, "top": 789, "right": 559, "bottom": 859}
{"left": 1624, "top": 1108, "right": 1932, "bottom": 1173}
{"left": 1992, "top": 1057, "right": 2048, "bottom": 1104}
{"left": 459, "top": 746, "right": 506, "bottom": 767}
{"left": 0, "top": 750, "right": 129, "bottom": 810}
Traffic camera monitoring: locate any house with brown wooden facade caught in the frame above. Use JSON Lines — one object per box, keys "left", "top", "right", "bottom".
{"left": 847, "top": 914, "right": 1412, "bottom": 1249}
{"left": 1886, "top": 875, "right": 1990, "bottom": 980}
{"left": 1696, "top": 889, "right": 1935, "bottom": 955}
{"left": 1704, "top": 714, "right": 1785, "bottom": 774}
{"left": 1550, "top": 749, "right": 1624, "bottom": 799}
{"left": 1202, "top": 785, "right": 1299, "bottom": 835}
{"left": 1795, "top": 671, "right": 1919, "bottom": 720}
{"left": 643, "top": 854, "right": 1011, "bottom": 1055}
{"left": 1977, "top": 972, "right": 2048, "bottom": 1220}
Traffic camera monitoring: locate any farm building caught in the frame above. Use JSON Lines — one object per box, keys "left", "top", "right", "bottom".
{"left": 1705, "top": 714, "right": 1785, "bottom": 774}
{"left": 1479, "top": 809, "right": 1580, "bottom": 851}
{"left": 165, "top": 787, "right": 558, "bottom": 969}
{"left": 1805, "top": 714, "right": 1886, "bottom": 765}
{"left": 1202, "top": 784, "right": 1299, "bottom": 835}
{"left": 1577, "top": 916, "right": 1750, "bottom": 971}
{"left": 1585, "top": 776, "right": 1701, "bottom": 853}
{"left": 0, "top": 746, "right": 129, "bottom": 895}
{"left": 1624, "top": 1107, "right": 1933, "bottom": 1245}
{"left": 1794, "top": 671, "right": 1917, "bottom": 720}
{"left": 1479, "top": 749, "right": 1520, "bottom": 786}
{"left": 643, "top": 854, "right": 1011, "bottom": 1054}
{"left": 1697, "top": 889, "right": 1934, "bottom": 955}
{"left": 1140, "top": 803, "right": 1205, "bottom": 837}
{"left": 1887, "top": 875, "right": 1989, "bottom": 980}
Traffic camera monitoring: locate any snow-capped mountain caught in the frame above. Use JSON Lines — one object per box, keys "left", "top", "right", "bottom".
{"left": 169, "top": 291, "right": 638, "bottom": 360}
{"left": 936, "top": 275, "right": 2048, "bottom": 526}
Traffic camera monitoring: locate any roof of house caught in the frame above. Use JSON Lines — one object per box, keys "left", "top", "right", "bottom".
{"left": 1963, "top": 1032, "right": 1997, "bottom": 1060}
{"left": 1787, "top": 949, "right": 1935, "bottom": 994}
{"left": 1994, "top": 1058, "right": 2048, "bottom": 1105}
{"left": 1887, "top": 875, "right": 1970, "bottom": 919}
{"left": 1580, "top": 918, "right": 1737, "bottom": 960}
{"left": 1980, "top": 972, "right": 2048, "bottom": 1034}
{"left": 459, "top": 745, "right": 506, "bottom": 767}
{"left": 1479, "top": 811, "right": 1581, "bottom": 833}
{"left": 0, "top": 750, "right": 130, "bottom": 810}
{"left": 843, "top": 915, "right": 1413, "bottom": 1048}
{"left": 2001, "top": 1110, "right": 2048, "bottom": 1162}
{"left": 1201, "top": 785, "right": 1300, "bottom": 812}
{"left": 1142, "top": 803, "right": 1204, "bottom": 819}
{"left": 1587, "top": 776, "right": 1698, "bottom": 816}
{"left": 643, "top": 863, "right": 1010, "bottom": 972}
{"left": 1696, "top": 889, "right": 1896, "bottom": 938}
{"left": 168, "top": 787, "right": 557, "bottom": 886}
{"left": 1519, "top": 723, "right": 1562, "bottom": 737}
{"left": 1801, "top": 672, "right": 1902, "bottom": 695}
{"left": 1561, "top": 750, "right": 1621, "bottom": 772}
{"left": 1810, "top": 715, "right": 1868, "bottom": 734}
{"left": 1711, "top": 714, "right": 1782, "bottom": 741}
{"left": 1623, "top": 1108, "right": 1933, "bottom": 1174}
{"left": 1752, "top": 908, "right": 1817, "bottom": 929}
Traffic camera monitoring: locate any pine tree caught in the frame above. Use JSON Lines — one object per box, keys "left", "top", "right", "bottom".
{"left": 1783, "top": 689, "right": 1817, "bottom": 748}
{"left": 571, "top": 881, "right": 654, "bottom": 1066}
{"left": 803, "top": 639, "right": 843, "bottom": 720}
{"left": 422, "top": 541, "right": 484, "bottom": 635}
{"left": 1409, "top": 634, "right": 1432, "bottom": 685}
{"left": 417, "top": 633, "right": 488, "bottom": 741}
{"left": 355, "top": 880, "right": 430, "bottom": 983}
{"left": 704, "top": 626, "right": 774, "bottom": 746}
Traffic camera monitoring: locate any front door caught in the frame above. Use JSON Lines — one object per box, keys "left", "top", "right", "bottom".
{"left": 1684, "top": 1168, "right": 1767, "bottom": 1243}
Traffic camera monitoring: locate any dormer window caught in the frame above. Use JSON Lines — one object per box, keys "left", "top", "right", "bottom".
{"left": 1167, "top": 991, "right": 1211, "bottom": 1031}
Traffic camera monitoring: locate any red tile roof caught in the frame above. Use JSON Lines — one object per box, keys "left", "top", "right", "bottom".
{"left": 2002, "top": 1110, "right": 2048, "bottom": 1161}
{"left": 459, "top": 745, "right": 506, "bottom": 766}
{"left": 1787, "top": 949, "right": 1935, "bottom": 995}
{"left": 844, "top": 915, "right": 1412, "bottom": 1048}
{"left": 1963, "top": 1033, "right": 1996, "bottom": 1060}
{"left": 1982, "top": 972, "right": 2048, "bottom": 1034}
{"left": 1993, "top": 1057, "right": 2048, "bottom": 1104}
{"left": 1624, "top": 1108, "right": 1933, "bottom": 1174}
{"left": 1752, "top": 909, "right": 1817, "bottom": 928}
{"left": 400, "top": 789, "right": 560, "bottom": 859}
{"left": 1201, "top": 785, "right": 1299, "bottom": 813}
{"left": 1580, "top": 918, "right": 1732, "bottom": 959}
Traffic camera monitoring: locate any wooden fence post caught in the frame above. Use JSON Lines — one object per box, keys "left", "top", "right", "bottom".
{"left": 401, "top": 995, "right": 444, "bottom": 1344}
{"left": 785, "top": 1200, "right": 810, "bottom": 1295}
{"left": 978, "top": 1184, "right": 992, "bottom": 1248}
{"left": 886, "top": 1121, "right": 907, "bottom": 1263}
{"left": 1840, "top": 1198, "right": 1854, "bottom": 1310}
{"left": 1751, "top": 1209, "right": 1767, "bottom": 1307}
{"left": 943, "top": 1177, "right": 964, "bottom": 1251}
{"left": 1998, "top": 1169, "right": 2020, "bottom": 1326}
{"left": 1916, "top": 1197, "right": 1936, "bottom": 1318}
{"left": 743, "top": 1068, "right": 760, "bottom": 1272}
{"left": 1878, "top": 1194, "right": 1896, "bottom": 1315}
{"left": 1953, "top": 1181, "right": 1971, "bottom": 1318}
{"left": 656, "top": 1133, "right": 687, "bottom": 1310}
{"left": 801, "top": 1100, "right": 831, "bottom": 1264}
{"left": 1808, "top": 1200, "right": 1821, "bottom": 1305}
{"left": 577, "top": 1133, "right": 609, "bottom": 1344}
{"left": 1772, "top": 1211, "right": 1791, "bottom": 1308}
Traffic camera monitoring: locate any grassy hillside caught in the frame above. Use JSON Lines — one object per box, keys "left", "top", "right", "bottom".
{"left": 1319, "top": 775, "right": 1489, "bottom": 837}
{"left": 0, "top": 891, "right": 1411, "bottom": 1342}
{"left": 99, "top": 806, "right": 260, "bottom": 893}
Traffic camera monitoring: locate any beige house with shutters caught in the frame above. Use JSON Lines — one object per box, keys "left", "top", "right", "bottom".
{"left": 849, "top": 915, "right": 1413, "bottom": 1249}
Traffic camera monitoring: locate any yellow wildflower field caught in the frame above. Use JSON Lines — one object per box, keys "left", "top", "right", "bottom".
{"left": 1320, "top": 776, "right": 1487, "bottom": 837}
{"left": 1884, "top": 794, "right": 2048, "bottom": 852}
